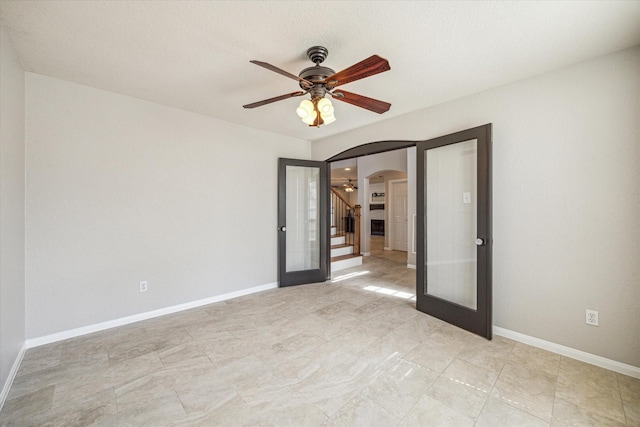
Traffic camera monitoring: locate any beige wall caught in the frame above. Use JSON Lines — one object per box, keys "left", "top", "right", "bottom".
{"left": 0, "top": 26, "right": 26, "bottom": 398}
{"left": 312, "top": 47, "right": 640, "bottom": 367}
{"left": 25, "top": 73, "right": 310, "bottom": 339}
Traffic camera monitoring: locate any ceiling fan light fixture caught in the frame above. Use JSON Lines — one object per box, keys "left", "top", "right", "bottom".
{"left": 297, "top": 97, "right": 336, "bottom": 127}
{"left": 344, "top": 178, "right": 356, "bottom": 192}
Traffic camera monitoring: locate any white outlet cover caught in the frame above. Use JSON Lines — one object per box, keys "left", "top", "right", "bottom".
{"left": 585, "top": 309, "right": 598, "bottom": 326}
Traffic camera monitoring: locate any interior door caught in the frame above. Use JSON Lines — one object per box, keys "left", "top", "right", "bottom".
{"left": 278, "top": 158, "right": 328, "bottom": 287}
{"left": 416, "top": 124, "right": 492, "bottom": 339}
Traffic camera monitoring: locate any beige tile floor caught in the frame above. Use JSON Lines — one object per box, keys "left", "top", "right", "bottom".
{"left": 1, "top": 237, "right": 638, "bottom": 426}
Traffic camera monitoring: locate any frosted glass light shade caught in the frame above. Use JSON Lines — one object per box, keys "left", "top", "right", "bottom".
{"left": 322, "top": 112, "right": 336, "bottom": 124}
{"left": 296, "top": 100, "right": 314, "bottom": 119}
{"left": 317, "top": 98, "right": 334, "bottom": 115}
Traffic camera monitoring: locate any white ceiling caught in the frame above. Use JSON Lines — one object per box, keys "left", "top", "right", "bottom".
{"left": 330, "top": 158, "right": 359, "bottom": 190}
{"left": 2, "top": 1, "right": 639, "bottom": 142}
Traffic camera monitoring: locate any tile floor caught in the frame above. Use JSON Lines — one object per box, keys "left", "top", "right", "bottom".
{"left": 1, "top": 237, "right": 638, "bottom": 426}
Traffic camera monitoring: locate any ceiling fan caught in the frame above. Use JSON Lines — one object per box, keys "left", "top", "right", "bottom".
{"left": 243, "top": 46, "right": 391, "bottom": 127}
{"left": 332, "top": 179, "right": 358, "bottom": 192}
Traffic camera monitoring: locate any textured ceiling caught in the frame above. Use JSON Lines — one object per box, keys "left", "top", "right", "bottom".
{"left": 1, "top": 1, "right": 639, "bottom": 142}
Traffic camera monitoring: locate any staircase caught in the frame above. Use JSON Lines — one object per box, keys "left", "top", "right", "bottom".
{"left": 331, "top": 227, "right": 363, "bottom": 271}
{"left": 330, "top": 189, "right": 363, "bottom": 272}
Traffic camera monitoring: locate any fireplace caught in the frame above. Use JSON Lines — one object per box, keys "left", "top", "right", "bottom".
{"left": 371, "top": 219, "right": 385, "bottom": 236}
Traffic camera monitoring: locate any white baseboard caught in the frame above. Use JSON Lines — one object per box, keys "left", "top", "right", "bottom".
{"left": 384, "top": 247, "right": 392, "bottom": 251}
{"left": 493, "top": 326, "right": 640, "bottom": 379}
{"left": 362, "top": 251, "right": 371, "bottom": 256}
{"left": 407, "top": 264, "right": 416, "bottom": 269}
{"left": 26, "top": 282, "right": 278, "bottom": 349}
{"left": 0, "top": 343, "right": 26, "bottom": 411}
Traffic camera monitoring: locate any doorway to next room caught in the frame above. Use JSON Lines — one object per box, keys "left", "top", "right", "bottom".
{"left": 329, "top": 149, "right": 416, "bottom": 301}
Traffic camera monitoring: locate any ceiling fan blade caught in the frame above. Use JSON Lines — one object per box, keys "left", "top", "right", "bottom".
{"left": 332, "top": 90, "right": 391, "bottom": 114}
{"left": 243, "top": 91, "right": 305, "bottom": 109}
{"left": 250, "top": 60, "right": 313, "bottom": 88}
{"left": 325, "top": 55, "right": 390, "bottom": 88}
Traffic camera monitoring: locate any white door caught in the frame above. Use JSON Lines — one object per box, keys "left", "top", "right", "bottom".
{"left": 392, "top": 181, "right": 408, "bottom": 251}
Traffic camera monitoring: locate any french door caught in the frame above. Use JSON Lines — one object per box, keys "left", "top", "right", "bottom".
{"left": 416, "top": 124, "right": 492, "bottom": 339}
{"left": 277, "top": 158, "right": 329, "bottom": 287}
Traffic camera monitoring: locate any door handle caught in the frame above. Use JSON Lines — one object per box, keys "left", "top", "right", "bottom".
{"left": 475, "top": 238, "right": 485, "bottom": 246}
{"left": 278, "top": 226, "right": 286, "bottom": 232}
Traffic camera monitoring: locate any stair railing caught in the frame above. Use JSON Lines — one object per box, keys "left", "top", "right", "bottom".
{"left": 331, "top": 188, "right": 361, "bottom": 256}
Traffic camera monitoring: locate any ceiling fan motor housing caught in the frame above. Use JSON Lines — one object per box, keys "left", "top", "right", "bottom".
{"left": 298, "top": 66, "right": 335, "bottom": 93}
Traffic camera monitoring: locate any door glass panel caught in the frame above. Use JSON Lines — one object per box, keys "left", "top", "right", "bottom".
{"left": 286, "top": 165, "right": 320, "bottom": 272}
{"left": 424, "top": 139, "right": 477, "bottom": 310}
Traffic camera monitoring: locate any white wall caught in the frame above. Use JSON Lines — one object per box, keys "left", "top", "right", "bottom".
{"left": 312, "top": 47, "right": 640, "bottom": 367}
{"left": 0, "top": 26, "right": 26, "bottom": 399}
{"left": 25, "top": 73, "right": 310, "bottom": 339}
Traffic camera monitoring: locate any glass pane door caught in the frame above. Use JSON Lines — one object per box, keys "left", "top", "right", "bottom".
{"left": 425, "top": 139, "right": 478, "bottom": 310}
{"left": 416, "top": 124, "right": 492, "bottom": 339}
{"left": 285, "top": 165, "right": 320, "bottom": 272}
{"left": 278, "top": 159, "right": 328, "bottom": 287}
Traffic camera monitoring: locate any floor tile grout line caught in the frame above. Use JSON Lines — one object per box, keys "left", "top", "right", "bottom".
{"left": 549, "top": 353, "right": 563, "bottom": 425}
{"left": 471, "top": 336, "right": 517, "bottom": 425}
{"left": 614, "top": 372, "right": 629, "bottom": 426}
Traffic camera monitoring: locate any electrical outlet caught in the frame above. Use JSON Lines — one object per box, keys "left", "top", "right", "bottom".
{"left": 139, "top": 281, "right": 148, "bottom": 293}
{"left": 585, "top": 309, "right": 598, "bottom": 326}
